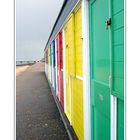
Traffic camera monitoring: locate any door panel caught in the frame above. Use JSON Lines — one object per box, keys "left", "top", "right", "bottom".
{"left": 75, "top": 7, "right": 83, "bottom": 76}
{"left": 52, "top": 44, "right": 54, "bottom": 87}
{"left": 64, "top": 24, "right": 71, "bottom": 121}
{"left": 59, "top": 32, "right": 64, "bottom": 108}
{"left": 48, "top": 47, "right": 50, "bottom": 81}
{"left": 72, "top": 78, "right": 84, "bottom": 140}
{"left": 72, "top": 7, "right": 84, "bottom": 140}
{"left": 50, "top": 45, "right": 52, "bottom": 84}
{"left": 53, "top": 40, "right": 56, "bottom": 90}
{"left": 66, "top": 14, "right": 75, "bottom": 123}
{"left": 117, "top": 99, "right": 124, "bottom": 140}
{"left": 51, "top": 42, "right": 54, "bottom": 89}
{"left": 94, "top": 107, "right": 110, "bottom": 140}
{"left": 112, "top": 0, "right": 124, "bottom": 139}
{"left": 64, "top": 9, "right": 84, "bottom": 139}
{"left": 67, "top": 14, "right": 75, "bottom": 77}
{"left": 89, "top": 0, "right": 110, "bottom": 139}
{"left": 56, "top": 37, "right": 60, "bottom": 96}
{"left": 59, "top": 70, "right": 64, "bottom": 108}
{"left": 59, "top": 32, "right": 63, "bottom": 69}
{"left": 57, "top": 32, "right": 64, "bottom": 108}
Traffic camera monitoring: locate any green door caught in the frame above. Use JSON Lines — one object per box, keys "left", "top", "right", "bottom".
{"left": 89, "top": 0, "right": 111, "bottom": 139}
{"left": 112, "top": 0, "right": 124, "bottom": 139}
{"left": 89, "top": 0, "right": 124, "bottom": 139}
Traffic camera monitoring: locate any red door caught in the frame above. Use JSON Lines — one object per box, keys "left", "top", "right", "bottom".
{"left": 59, "top": 32, "right": 64, "bottom": 108}
{"left": 56, "top": 37, "right": 60, "bottom": 97}
{"left": 57, "top": 32, "right": 64, "bottom": 108}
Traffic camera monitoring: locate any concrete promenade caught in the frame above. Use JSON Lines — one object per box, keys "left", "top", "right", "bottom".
{"left": 16, "top": 62, "right": 69, "bottom": 140}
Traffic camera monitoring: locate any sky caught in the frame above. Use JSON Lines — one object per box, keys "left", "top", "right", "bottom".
{"left": 16, "top": 0, "right": 64, "bottom": 61}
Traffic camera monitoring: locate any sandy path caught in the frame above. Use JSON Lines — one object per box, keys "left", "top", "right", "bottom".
{"left": 16, "top": 62, "right": 69, "bottom": 139}
{"left": 16, "top": 65, "right": 29, "bottom": 76}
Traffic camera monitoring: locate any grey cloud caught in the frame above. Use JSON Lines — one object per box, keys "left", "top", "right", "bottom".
{"left": 16, "top": 0, "right": 64, "bottom": 61}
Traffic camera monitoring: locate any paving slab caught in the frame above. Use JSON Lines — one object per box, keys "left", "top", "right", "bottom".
{"left": 16, "top": 62, "right": 69, "bottom": 140}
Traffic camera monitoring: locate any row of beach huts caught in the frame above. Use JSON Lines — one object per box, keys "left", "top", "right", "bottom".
{"left": 44, "top": 0, "right": 124, "bottom": 140}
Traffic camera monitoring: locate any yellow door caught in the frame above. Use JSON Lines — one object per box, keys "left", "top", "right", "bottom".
{"left": 64, "top": 14, "right": 75, "bottom": 122}
{"left": 64, "top": 7, "right": 83, "bottom": 140}
{"left": 75, "top": 7, "right": 82, "bottom": 77}
{"left": 65, "top": 26, "right": 70, "bottom": 121}
{"left": 72, "top": 7, "right": 84, "bottom": 140}
{"left": 48, "top": 47, "right": 50, "bottom": 81}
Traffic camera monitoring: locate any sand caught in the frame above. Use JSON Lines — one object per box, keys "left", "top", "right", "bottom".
{"left": 16, "top": 65, "right": 29, "bottom": 76}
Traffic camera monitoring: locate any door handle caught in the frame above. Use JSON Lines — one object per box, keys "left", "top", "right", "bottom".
{"left": 105, "top": 18, "right": 111, "bottom": 29}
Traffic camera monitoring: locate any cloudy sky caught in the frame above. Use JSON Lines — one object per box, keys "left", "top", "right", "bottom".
{"left": 16, "top": 0, "right": 64, "bottom": 61}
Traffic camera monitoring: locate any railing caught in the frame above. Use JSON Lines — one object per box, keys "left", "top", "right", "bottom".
{"left": 16, "top": 61, "right": 36, "bottom": 66}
